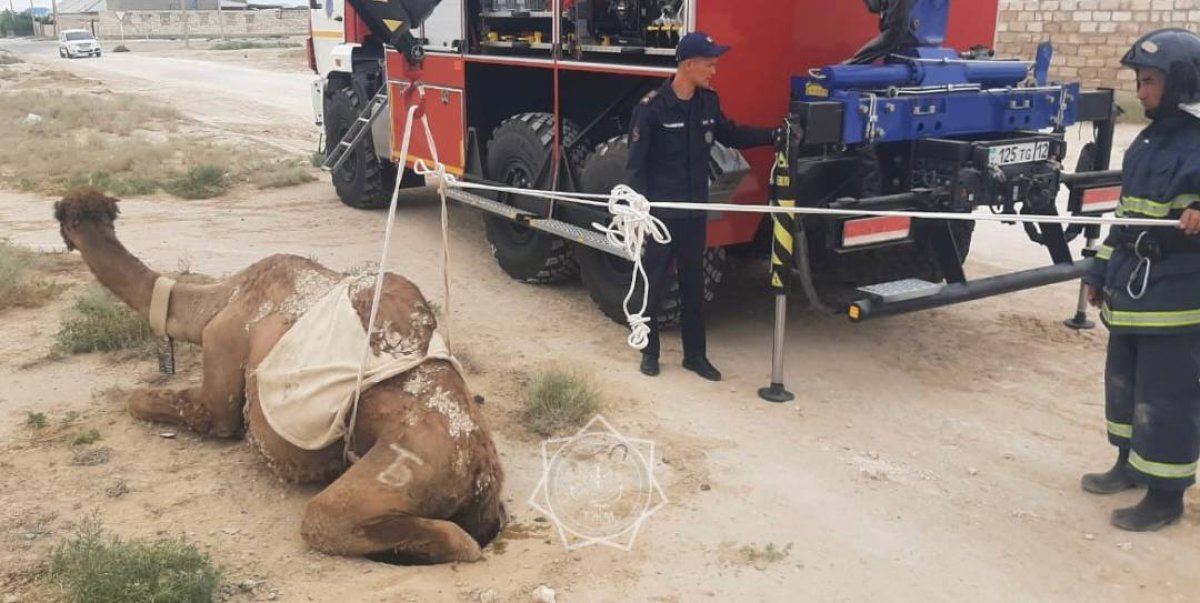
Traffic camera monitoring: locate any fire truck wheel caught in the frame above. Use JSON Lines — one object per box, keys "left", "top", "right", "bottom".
{"left": 483, "top": 112, "right": 590, "bottom": 284}
{"left": 576, "top": 135, "right": 725, "bottom": 327}
{"left": 326, "top": 86, "right": 397, "bottom": 210}
{"left": 577, "top": 245, "right": 726, "bottom": 329}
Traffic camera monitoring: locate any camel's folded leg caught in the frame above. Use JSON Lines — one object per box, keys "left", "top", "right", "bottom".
{"left": 300, "top": 442, "right": 483, "bottom": 564}
{"left": 127, "top": 325, "right": 247, "bottom": 438}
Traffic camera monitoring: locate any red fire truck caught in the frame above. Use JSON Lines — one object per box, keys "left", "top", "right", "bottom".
{"left": 305, "top": 0, "right": 1119, "bottom": 324}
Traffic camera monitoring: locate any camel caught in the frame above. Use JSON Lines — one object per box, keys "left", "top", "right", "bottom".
{"left": 53, "top": 188, "right": 505, "bottom": 564}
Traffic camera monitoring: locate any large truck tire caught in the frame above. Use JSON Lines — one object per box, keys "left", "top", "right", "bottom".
{"left": 483, "top": 112, "right": 590, "bottom": 284}
{"left": 576, "top": 135, "right": 725, "bottom": 327}
{"left": 325, "top": 85, "right": 397, "bottom": 210}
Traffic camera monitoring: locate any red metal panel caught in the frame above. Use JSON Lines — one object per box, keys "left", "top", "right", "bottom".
{"left": 948, "top": 0, "right": 1001, "bottom": 50}
{"left": 387, "top": 52, "right": 467, "bottom": 175}
{"left": 387, "top": 51, "right": 467, "bottom": 87}
{"left": 343, "top": 1, "right": 372, "bottom": 45}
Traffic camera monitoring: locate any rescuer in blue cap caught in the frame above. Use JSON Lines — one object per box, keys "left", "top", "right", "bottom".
{"left": 625, "top": 32, "right": 777, "bottom": 381}
{"left": 1080, "top": 28, "right": 1200, "bottom": 531}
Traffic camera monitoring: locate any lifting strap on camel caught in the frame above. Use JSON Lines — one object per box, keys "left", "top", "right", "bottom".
{"left": 149, "top": 276, "right": 175, "bottom": 338}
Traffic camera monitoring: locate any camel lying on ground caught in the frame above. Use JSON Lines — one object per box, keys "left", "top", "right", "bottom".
{"left": 53, "top": 188, "right": 505, "bottom": 564}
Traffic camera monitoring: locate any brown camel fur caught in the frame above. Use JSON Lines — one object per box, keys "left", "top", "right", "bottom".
{"left": 53, "top": 189, "right": 505, "bottom": 564}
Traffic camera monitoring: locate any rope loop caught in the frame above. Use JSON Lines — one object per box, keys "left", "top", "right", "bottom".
{"left": 589, "top": 185, "right": 671, "bottom": 350}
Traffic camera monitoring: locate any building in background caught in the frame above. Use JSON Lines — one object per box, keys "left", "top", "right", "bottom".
{"left": 995, "top": 0, "right": 1200, "bottom": 95}
{"left": 53, "top": 0, "right": 306, "bottom": 39}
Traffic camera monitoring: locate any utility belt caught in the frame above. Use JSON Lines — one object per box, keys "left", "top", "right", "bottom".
{"left": 1113, "top": 228, "right": 1200, "bottom": 260}
{"left": 1112, "top": 228, "right": 1200, "bottom": 300}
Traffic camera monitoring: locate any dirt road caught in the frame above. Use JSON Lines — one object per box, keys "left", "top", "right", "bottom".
{"left": 2, "top": 39, "right": 1197, "bottom": 603}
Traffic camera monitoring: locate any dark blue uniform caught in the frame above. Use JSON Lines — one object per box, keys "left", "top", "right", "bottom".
{"left": 626, "top": 79, "right": 773, "bottom": 361}
{"left": 1084, "top": 112, "right": 1200, "bottom": 490}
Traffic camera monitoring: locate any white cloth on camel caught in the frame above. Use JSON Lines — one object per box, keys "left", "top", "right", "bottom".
{"left": 256, "top": 278, "right": 461, "bottom": 450}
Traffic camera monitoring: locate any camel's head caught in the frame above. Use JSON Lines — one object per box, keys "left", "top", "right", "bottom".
{"left": 53, "top": 187, "right": 120, "bottom": 251}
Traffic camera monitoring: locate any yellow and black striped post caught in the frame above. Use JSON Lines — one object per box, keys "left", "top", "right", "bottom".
{"left": 769, "top": 142, "right": 796, "bottom": 293}
{"left": 759, "top": 121, "right": 797, "bottom": 404}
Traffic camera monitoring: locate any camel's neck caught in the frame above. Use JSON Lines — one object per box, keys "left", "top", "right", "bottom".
{"left": 74, "top": 225, "right": 158, "bottom": 317}
{"left": 71, "top": 225, "right": 219, "bottom": 343}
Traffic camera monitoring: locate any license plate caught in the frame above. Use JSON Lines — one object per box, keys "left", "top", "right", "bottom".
{"left": 988, "top": 141, "right": 1050, "bottom": 167}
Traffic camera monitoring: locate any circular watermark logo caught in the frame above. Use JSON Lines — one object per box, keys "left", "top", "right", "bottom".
{"left": 530, "top": 415, "right": 666, "bottom": 551}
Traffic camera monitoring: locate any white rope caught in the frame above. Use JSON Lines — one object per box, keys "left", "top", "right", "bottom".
{"left": 345, "top": 99, "right": 421, "bottom": 464}
{"left": 417, "top": 112, "right": 454, "bottom": 352}
{"left": 403, "top": 172, "right": 1177, "bottom": 229}
{"left": 590, "top": 184, "right": 671, "bottom": 350}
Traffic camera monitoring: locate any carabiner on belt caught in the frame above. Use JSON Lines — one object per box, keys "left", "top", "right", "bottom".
{"left": 1127, "top": 231, "right": 1153, "bottom": 300}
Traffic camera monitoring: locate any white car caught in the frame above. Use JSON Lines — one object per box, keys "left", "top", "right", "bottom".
{"left": 58, "top": 29, "right": 102, "bottom": 59}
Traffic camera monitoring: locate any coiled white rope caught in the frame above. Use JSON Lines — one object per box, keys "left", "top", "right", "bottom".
{"left": 590, "top": 184, "right": 671, "bottom": 349}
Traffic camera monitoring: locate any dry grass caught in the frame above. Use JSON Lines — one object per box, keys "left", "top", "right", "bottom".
{"left": 518, "top": 368, "right": 603, "bottom": 436}
{"left": 210, "top": 40, "right": 300, "bottom": 51}
{"left": 249, "top": 160, "right": 318, "bottom": 189}
{"left": 0, "top": 239, "right": 69, "bottom": 312}
{"left": 72, "top": 429, "right": 102, "bottom": 446}
{"left": 723, "top": 542, "right": 794, "bottom": 571}
{"left": 0, "top": 86, "right": 318, "bottom": 198}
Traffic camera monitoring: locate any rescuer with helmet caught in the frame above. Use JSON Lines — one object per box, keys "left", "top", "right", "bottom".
{"left": 1080, "top": 28, "right": 1200, "bottom": 531}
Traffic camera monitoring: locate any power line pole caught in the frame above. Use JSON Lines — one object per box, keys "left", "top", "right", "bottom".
{"left": 51, "top": 0, "right": 57, "bottom": 38}
{"left": 216, "top": 0, "right": 224, "bottom": 41}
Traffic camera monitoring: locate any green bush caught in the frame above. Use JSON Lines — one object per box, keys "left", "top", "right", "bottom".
{"left": 55, "top": 287, "right": 153, "bottom": 354}
{"left": 25, "top": 411, "right": 47, "bottom": 429}
{"left": 47, "top": 518, "right": 220, "bottom": 603}
{"left": 163, "top": 165, "right": 227, "bottom": 200}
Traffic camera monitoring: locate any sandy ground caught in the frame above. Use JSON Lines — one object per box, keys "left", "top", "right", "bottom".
{"left": 2, "top": 37, "right": 1200, "bottom": 603}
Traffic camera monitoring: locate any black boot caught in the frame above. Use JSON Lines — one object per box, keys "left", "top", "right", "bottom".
{"left": 1111, "top": 487, "right": 1185, "bottom": 532}
{"left": 640, "top": 354, "right": 660, "bottom": 377}
{"left": 1081, "top": 447, "right": 1139, "bottom": 494}
{"left": 682, "top": 357, "right": 721, "bottom": 381}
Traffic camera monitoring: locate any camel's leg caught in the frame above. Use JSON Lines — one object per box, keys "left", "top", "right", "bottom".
{"left": 300, "top": 442, "right": 483, "bottom": 564}
{"left": 127, "top": 323, "right": 247, "bottom": 438}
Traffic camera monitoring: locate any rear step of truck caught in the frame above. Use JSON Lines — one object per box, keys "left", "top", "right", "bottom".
{"left": 445, "top": 188, "right": 632, "bottom": 260}
{"left": 323, "top": 91, "right": 390, "bottom": 173}
{"left": 857, "top": 278, "right": 945, "bottom": 304}
{"left": 848, "top": 261, "right": 1092, "bottom": 321}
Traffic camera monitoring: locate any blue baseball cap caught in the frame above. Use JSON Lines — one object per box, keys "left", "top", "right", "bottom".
{"left": 676, "top": 32, "right": 730, "bottom": 62}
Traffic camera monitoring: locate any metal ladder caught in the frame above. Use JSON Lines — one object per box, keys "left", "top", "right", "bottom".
{"left": 322, "top": 91, "right": 390, "bottom": 173}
